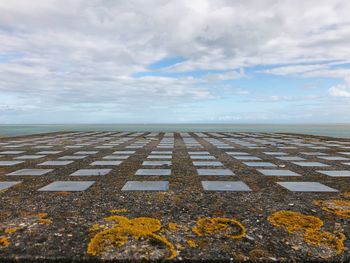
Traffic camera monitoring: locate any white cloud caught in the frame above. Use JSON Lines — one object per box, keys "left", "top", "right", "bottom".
{"left": 1, "top": 0, "right": 350, "bottom": 122}
{"left": 329, "top": 77, "right": 350, "bottom": 97}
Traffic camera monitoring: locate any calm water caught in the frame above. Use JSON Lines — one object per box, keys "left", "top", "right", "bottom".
{"left": 1, "top": 124, "right": 350, "bottom": 138}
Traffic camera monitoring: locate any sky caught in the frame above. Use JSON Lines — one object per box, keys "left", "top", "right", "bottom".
{"left": 1, "top": 0, "right": 350, "bottom": 124}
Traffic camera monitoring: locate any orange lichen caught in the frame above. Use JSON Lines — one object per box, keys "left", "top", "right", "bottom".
{"left": 0, "top": 236, "right": 9, "bottom": 247}
{"left": 187, "top": 239, "right": 197, "bottom": 248}
{"left": 168, "top": 223, "right": 178, "bottom": 230}
{"left": 192, "top": 217, "right": 246, "bottom": 239}
{"left": 87, "top": 215, "right": 176, "bottom": 259}
{"left": 314, "top": 200, "right": 350, "bottom": 218}
{"left": 5, "top": 228, "right": 17, "bottom": 234}
{"left": 342, "top": 192, "right": 350, "bottom": 198}
{"left": 37, "top": 213, "right": 53, "bottom": 224}
{"left": 268, "top": 210, "right": 345, "bottom": 255}
{"left": 110, "top": 209, "right": 128, "bottom": 213}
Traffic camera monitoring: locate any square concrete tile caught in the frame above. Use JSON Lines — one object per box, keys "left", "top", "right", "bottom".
{"left": 90, "top": 161, "right": 122, "bottom": 166}
{"left": 0, "top": 151, "right": 25, "bottom": 155}
{"left": 70, "top": 169, "right": 111, "bottom": 176}
{"left": 319, "top": 156, "right": 350, "bottom": 161}
{"left": 15, "top": 155, "right": 46, "bottom": 160}
{"left": 102, "top": 155, "right": 129, "bottom": 160}
{"left": 276, "top": 156, "right": 305, "bottom": 161}
{"left": 38, "top": 181, "right": 95, "bottom": 191}
{"left": 277, "top": 182, "right": 338, "bottom": 192}
{"left": 0, "top": 161, "right": 24, "bottom": 166}
{"left": 190, "top": 155, "right": 216, "bottom": 160}
{"left": 7, "top": 169, "right": 53, "bottom": 176}
{"left": 113, "top": 151, "right": 135, "bottom": 154}
{"left": 243, "top": 162, "right": 277, "bottom": 167}
{"left": 197, "top": 169, "right": 235, "bottom": 176}
{"left": 36, "top": 151, "right": 62, "bottom": 155}
{"left": 317, "top": 170, "right": 350, "bottom": 177}
{"left": 201, "top": 181, "right": 251, "bottom": 191}
{"left": 135, "top": 169, "right": 171, "bottom": 176}
{"left": 122, "top": 181, "right": 169, "bottom": 191}
{"left": 142, "top": 161, "right": 171, "bottom": 166}
{"left": 301, "top": 152, "right": 327, "bottom": 156}
{"left": 0, "top": 181, "right": 22, "bottom": 191}
{"left": 193, "top": 161, "right": 223, "bottom": 166}
{"left": 233, "top": 156, "right": 262, "bottom": 161}
{"left": 226, "top": 152, "right": 250, "bottom": 155}
{"left": 257, "top": 169, "right": 301, "bottom": 176}
{"left": 58, "top": 155, "right": 87, "bottom": 160}
{"left": 263, "top": 152, "right": 288, "bottom": 156}
{"left": 292, "top": 162, "right": 329, "bottom": 167}
{"left": 38, "top": 161, "right": 73, "bottom": 166}
{"left": 147, "top": 155, "right": 172, "bottom": 159}
{"left": 74, "top": 151, "right": 98, "bottom": 155}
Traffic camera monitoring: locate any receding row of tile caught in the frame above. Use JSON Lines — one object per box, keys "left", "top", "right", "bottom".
{"left": 0, "top": 180, "right": 340, "bottom": 192}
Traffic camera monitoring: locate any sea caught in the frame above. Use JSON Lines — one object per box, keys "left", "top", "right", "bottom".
{"left": 0, "top": 124, "right": 350, "bottom": 138}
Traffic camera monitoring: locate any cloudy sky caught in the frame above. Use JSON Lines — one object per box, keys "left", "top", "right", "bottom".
{"left": 1, "top": 0, "right": 350, "bottom": 124}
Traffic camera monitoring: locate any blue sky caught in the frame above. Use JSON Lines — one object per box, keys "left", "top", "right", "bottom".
{"left": 0, "top": 0, "right": 350, "bottom": 124}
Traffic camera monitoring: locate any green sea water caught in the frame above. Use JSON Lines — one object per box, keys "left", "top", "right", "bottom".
{"left": 1, "top": 124, "right": 350, "bottom": 138}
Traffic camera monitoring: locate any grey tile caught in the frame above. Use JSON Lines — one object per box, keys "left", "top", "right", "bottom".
{"left": 147, "top": 155, "right": 172, "bottom": 159}
{"left": 317, "top": 170, "right": 350, "bottom": 177}
{"left": 135, "top": 169, "right": 171, "bottom": 176}
{"left": 343, "top": 162, "right": 350, "bottom": 166}
{"left": 233, "top": 156, "right": 262, "bottom": 160}
{"left": 190, "top": 155, "right": 216, "bottom": 160}
{"left": 38, "top": 161, "right": 73, "bottom": 166}
{"left": 90, "top": 161, "right": 122, "bottom": 166}
{"left": 301, "top": 152, "right": 327, "bottom": 156}
{"left": 292, "top": 162, "right": 329, "bottom": 167}
{"left": 276, "top": 156, "right": 305, "bottom": 161}
{"left": 338, "top": 152, "right": 350, "bottom": 155}
{"left": 319, "top": 156, "right": 350, "bottom": 161}
{"left": 0, "top": 181, "right": 22, "bottom": 191}
{"left": 277, "top": 182, "right": 338, "bottom": 192}
{"left": 0, "top": 161, "right": 24, "bottom": 166}
{"left": 197, "top": 169, "right": 235, "bottom": 176}
{"left": 201, "top": 181, "right": 251, "bottom": 191}
{"left": 193, "top": 161, "right": 223, "bottom": 166}
{"left": 257, "top": 169, "right": 301, "bottom": 176}
{"left": 102, "top": 155, "right": 129, "bottom": 160}
{"left": 263, "top": 152, "right": 288, "bottom": 156}
{"left": 122, "top": 181, "right": 169, "bottom": 191}
{"left": 7, "top": 169, "right": 53, "bottom": 176}
{"left": 15, "top": 155, "right": 46, "bottom": 160}
{"left": 36, "top": 151, "right": 62, "bottom": 154}
{"left": 113, "top": 151, "right": 135, "bottom": 154}
{"left": 226, "top": 152, "right": 250, "bottom": 155}
{"left": 142, "top": 161, "right": 171, "bottom": 166}
{"left": 58, "top": 155, "right": 87, "bottom": 160}
{"left": 0, "top": 151, "right": 25, "bottom": 155}
{"left": 70, "top": 169, "right": 111, "bottom": 176}
{"left": 243, "top": 162, "right": 277, "bottom": 167}
{"left": 74, "top": 151, "right": 98, "bottom": 155}
{"left": 38, "top": 181, "right": 95, "bottom": 191}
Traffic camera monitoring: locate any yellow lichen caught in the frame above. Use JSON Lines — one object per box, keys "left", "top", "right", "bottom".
{"left": 192, "top": 217, "right": 246, "bottom": 239}
{"left": 0, "top": 236, "right": 9, "bottom": 247}
{"left": 268, "top": 210, "right": 345, "bottom": 255}
{"left": 37, "top": 213, "right": 53, "bottom": 224}
{"left": 110, "top": 209, "right": 128, "bottom": 213}
{"left": 187, "top": 239, "right": 197, "bottom": 248}
{"left": 87, "top": 215, "right": 176, "bottom": 259}
{"left": 168, "top": 223, "right": 178, "bottom": 230}
{"left": 314, "top": 200, "right": 350, "bottom": 218}
{"left": 5, "top": 228, "right": 17, "bottom": 234}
